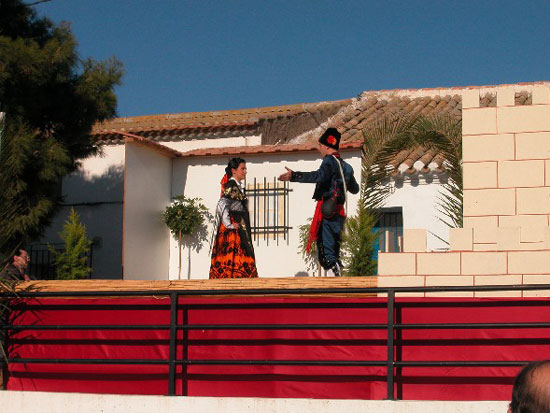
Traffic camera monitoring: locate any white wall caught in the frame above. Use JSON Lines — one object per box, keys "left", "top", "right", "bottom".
{"left": 171, "top": 150, "right": 362, "bottom": 279}
{"left": 123, "top": 143, "right": 172, "bottom": 280}
{"left": 385, "top": 175, "right": 450, "bottom": 251}
{"left": 171, "top": 149, "right": 450, "bottom": 279}
{"left": 36, "top": 145, "right": 125, "bottom": 279}
{"left": 0, "top": 391, "right": 509, "bottom": 413}
{"left": 161, "top": 134, "right": 261, "bottom": 152}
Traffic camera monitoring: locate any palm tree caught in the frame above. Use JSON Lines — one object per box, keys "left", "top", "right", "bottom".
{"left": 342, "top": 113, "right": 463, "bottom": 275}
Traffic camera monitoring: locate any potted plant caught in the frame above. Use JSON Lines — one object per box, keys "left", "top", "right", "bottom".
{"left": 163, "top": 196, "right": 210, "bottom": 279}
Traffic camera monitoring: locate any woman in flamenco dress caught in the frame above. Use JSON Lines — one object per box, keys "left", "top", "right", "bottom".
{"left": 209, "top": 157, "right": 258, "bottom": 279}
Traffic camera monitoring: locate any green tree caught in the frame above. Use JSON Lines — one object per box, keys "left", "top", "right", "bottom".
{"left": 297, "top": 219, "right": 321, "bottom": 276}
{"left": 50, "top": 208, "right": 92, "bottom": 280}
{"left": 163, "top": 196, "right": 211, "bottom": 279}
{"left": 0, "top": 0, "right": 123, "bottom": 258}
{"left": 341, "top": 203, "right": 379, "bottom": 276}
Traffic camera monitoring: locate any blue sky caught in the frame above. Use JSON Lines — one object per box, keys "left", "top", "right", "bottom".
{"left": 35, "top": 0, "right": 550, "bottom": 117}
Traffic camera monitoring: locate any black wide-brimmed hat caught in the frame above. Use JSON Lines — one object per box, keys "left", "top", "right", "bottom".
{"left": 318, "top": 128, "right": 340, "bottom": 150}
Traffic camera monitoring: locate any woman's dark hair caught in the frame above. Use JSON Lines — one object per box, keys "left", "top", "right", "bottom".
{"left": 224, "top": 157, "right": 246, "bottom": 177}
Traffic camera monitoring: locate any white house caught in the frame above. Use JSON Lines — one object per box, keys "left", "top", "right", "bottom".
{"left": 36, "top": 82, "right": 541, "bottom": 280}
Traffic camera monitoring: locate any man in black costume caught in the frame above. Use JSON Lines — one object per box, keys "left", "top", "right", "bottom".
{"left": 279, "top": 128, "right": 359, "bottom": 276}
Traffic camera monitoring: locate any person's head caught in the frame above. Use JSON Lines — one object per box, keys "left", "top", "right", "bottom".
{"left": 13, "top": 249, "right": 29, "bottom": 272}
{"left": 225, "top": 157, "right": 247, "bottom": 182}
{"left": 509, "top": 360, "right": 550, "bottom": 413}
{"left": 317, "top": 128, "right": 341, "bottom": 156}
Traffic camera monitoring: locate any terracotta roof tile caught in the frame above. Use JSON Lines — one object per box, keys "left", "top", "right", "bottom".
{"left": 92, "top": 99, "right": 351, "bottom": 137}
{"left": 178, "top": 141, "right": 362, "bottom": 158}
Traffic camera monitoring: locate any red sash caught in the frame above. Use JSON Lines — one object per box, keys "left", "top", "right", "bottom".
{"left": 305, "top": 200, "right": 345, "bottom": 253}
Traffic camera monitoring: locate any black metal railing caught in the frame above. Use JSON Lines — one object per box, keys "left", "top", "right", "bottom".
{"left": 2, "top": 283, "right": 550, "bottom": 399}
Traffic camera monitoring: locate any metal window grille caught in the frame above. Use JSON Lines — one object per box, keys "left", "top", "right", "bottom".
{"left": 27, "top": 243, "right": 94, "bottom": 280}
{"left": 376, "top": 207, "right": 403, "bottom": 253}
{"left": 246, "top": 178, "right": 292, "bottom": 245}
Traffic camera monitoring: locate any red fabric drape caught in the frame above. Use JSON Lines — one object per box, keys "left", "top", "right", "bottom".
{"left": 6, "top": 296, "right": 550, "bottom": 400}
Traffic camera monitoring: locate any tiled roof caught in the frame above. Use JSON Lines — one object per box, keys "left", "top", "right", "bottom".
{"left": 92, "top": 99, "right": 351, "bottom": 141}
{"left": 178, "top": 141, "right": 363, "bottom": 158}
{"left": 95, "top": 83, "right": 545, "bottom": 177}
{"left": 118, "top": 131, "right": 183, "bottom": 157}
{"left": 287, "top": 93, "right": 462, "bottom": 177}
{"left": 324, "top": 94, "right": 462, "bottom": 144}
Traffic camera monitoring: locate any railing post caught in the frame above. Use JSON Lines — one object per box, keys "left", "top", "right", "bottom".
{"left": 168, "top": 292, "right": 178, "bottom": 396}
{"left": 386, "top": 290, "right": 395, "bottom": 400}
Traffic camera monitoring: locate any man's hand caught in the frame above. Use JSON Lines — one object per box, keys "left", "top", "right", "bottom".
{"left": 278, "top": 167, "right": 293, "bottom": 181}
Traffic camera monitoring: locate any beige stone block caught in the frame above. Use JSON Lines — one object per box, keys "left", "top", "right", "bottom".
{"left": 403, "top": 229, "right": 427, "bottom": 252}
{"left": 377, "top": 275, "right": 425, "bottom": 288}
{"left": 473, "top": 227, "right": 499, "bottom": 243}
{"left": 533, "top": 85, "right": 550, "bottom": 105}
{"left": 496, "top": 227, "right": 521, "bottom": 250}
{"left": 425, "top": 291, "right": 475, "bottom": 297}
{"left": 377, "top": 253, "right": 416, "bottom": 275}
{"left": 498, "top": 160, "right": 545, "bottom": 188}
{"left": 450, "top": 228, "right": 473, "bottom": 251}
{"left": 498, "top": 105, "right": 550, "bottom": 134}
{"left": 544, "top": 227, "right": 550, "bottom": 247}
{"left": 475, "top": 290, "right": 522, "bottom": 297}
{"left": 519, "top": 242, "right": 548, "bottom": 250}
{"left": 425, "top": 275, "right": 474, "bottom": 297}
{"left": 516, "top": 132, "right": 550, "bottom": 160}
{"left": 517, "top": 187, "right": 550, "bottom": 215}
{"left": 497, "top": 87, "right": 515, "bottom": 106}
{"left": 475, "top": 274, "right": 522, "bottom": 285}
{"left": 463, "top": 134, "right": 514, "bottom": 162}
{"left": 522, "top": 275, "right": 550, "bottom": 297}
{"left": 473, "top": 243, "right": 498, "bottom": 251}
{"left": 509, "top": 251, "right": 550, "bottom": 274}
{"left": 417, "top": 252, "right": 461, "bottom": 275}
{"left": 464, "top": 216, "right": 498, "bottom": 230}
{"left": 463, "top": 188, "right": 516, "bottom": 216}
{"left": 463, "top": 108, "right": 497, "bottom": 135}
{"left": 474, "top": 274, "right": 522, "bottom": 297}
{"left": 523, "top": 291, "right": 550, "bottom": 297}
{"left": 500, "top": 215, "right": 548, "bottom": 242}
{"left": 461, "top": 252, "right": 507, "bottom": 275}
{"left": 463, "top": 162, "right": 497, "bottom": 189}
{"left": 547, "top": 160, "right": 550, "bottom": 186}
{"left": 461, "top": 89, "right": 480, "bottom": 109}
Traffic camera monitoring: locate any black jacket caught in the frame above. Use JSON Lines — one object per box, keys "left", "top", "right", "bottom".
{"left": 290, "top": 155, "right": 360, "bottom": 201}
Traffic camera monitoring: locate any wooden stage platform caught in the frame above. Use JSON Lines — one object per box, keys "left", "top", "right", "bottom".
{"left": 13, "top": 276, "right": 378, "bottom": 295}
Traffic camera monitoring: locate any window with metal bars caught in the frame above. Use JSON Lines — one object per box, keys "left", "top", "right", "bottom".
{"left": 375, "top": 207, "right": 403, "bottom": 253}
{"left": 246, "top": 178, "right": 292, "bottom": 245}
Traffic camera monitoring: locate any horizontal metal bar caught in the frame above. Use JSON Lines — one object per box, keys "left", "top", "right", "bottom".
{"left": 395, "top": 322, "right": 550, "bottom": 330}
{"left": 5, "top": 322, "right": 550, "bottom": 332}
{"left": 2, "top": 325, "right": 171, "bottom": 331}
{"left": 178, "top": 324, "right": 387, "bottom": 330}
{"left": 8, "top": 358, "right": 168, "bottom": 365}
{"left": 180, "top": 360, "right": 387, "bottom": 366}
{"left": 3, "top": 284, "right": 550, "bottom": 298}
{"left": 7, "top": 358, "right": 386, "bottom": 367}
{"left": 394, "top": 361, "right": 530, "bottom": 367}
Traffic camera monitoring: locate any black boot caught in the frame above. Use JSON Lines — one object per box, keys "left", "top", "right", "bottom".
{"left": 331, "top": 261, "right": 342, "bottom": 277}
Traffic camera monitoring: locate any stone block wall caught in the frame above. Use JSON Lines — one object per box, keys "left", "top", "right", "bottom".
{"left": 378, "top": 83, "right": 550, "bottom": 296}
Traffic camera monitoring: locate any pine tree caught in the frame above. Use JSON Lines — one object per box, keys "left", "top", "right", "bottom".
{"left": 50, "top": 208, "right": 91, "bottom": 280}
{"left": 0, "top": 0, "right": 123, "bottom": 257}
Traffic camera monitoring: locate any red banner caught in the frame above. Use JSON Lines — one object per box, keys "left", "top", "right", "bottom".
{"left": 6, "top": 296, "right": 550, "bottom": 400}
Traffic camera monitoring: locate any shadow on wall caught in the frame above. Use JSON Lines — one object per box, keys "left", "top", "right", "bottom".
{"left": 181, "top": 215, "right": 213, "bottom": 280}
{"left": 63, "top": 165, "right": 124, "bottom": 204}
{"left": 47, "top": 165, "right": 126, "bottom": 279}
